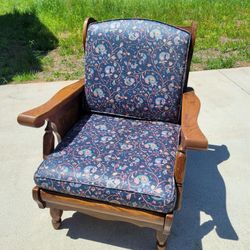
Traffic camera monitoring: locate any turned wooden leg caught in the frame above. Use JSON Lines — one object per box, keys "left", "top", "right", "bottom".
{"left": 50, "top": 208, "right": 63, "bottom": 230}
{"left": 156, "top": 213, "right": 173, "bottom": 250}
{"left": 156, "top": 230, "right": 170, "bottom": 250}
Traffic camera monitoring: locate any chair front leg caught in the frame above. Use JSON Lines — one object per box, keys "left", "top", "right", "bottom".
{"left": 156, "top": 213, "right": 173, "bottom": 250}
{"left": 50, "top": 208, "right": 63, "bottom": 229}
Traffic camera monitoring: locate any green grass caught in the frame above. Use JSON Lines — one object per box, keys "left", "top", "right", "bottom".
{"left": 12, "top": 71, "right": 37, "bottom": 82}
{"left": 0, "top": 0, "right": 249, "bottom": 83}
{"left": 206, "top": 57, "right": 236, "bottom": 70}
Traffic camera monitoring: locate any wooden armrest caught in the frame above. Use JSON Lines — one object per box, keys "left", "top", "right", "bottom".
{"left": 181, "top": 89, "right": 208, "bottom": 150}
{"left": 17, "top": 79, "right": 84, "bottom": 128}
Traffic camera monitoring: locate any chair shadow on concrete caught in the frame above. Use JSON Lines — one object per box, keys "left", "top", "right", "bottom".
{"left": 60, "top": 144, "right": 238, "bottom": 249}
{"left": 0, "top": 10, "right": 58, "bottom": 84}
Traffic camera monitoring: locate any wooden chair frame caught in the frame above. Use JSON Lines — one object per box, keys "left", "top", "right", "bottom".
{"left": 17, "top": 18, "right": 208, "bottom": 250}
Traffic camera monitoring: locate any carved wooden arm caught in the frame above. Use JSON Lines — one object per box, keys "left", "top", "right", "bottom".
{"left": 181, "top": 89, "right": 208, "bottom": 150}
{"left": 17, "top": 79, "right": 84, "bottom": 128}
{"left": 17, "top": 79, "right": 84, "bottom": 158}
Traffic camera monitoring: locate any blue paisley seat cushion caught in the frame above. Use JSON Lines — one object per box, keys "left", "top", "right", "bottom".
{"left": 34, "top": 114, "right": 180, "bottom": 213}
{"left": 85, "top": 19, "right": 191, "bottom": 123}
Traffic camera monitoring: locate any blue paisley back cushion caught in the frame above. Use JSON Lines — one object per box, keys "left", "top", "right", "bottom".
{"left": 84, "top": 19, "right": 191, "bottom": 123}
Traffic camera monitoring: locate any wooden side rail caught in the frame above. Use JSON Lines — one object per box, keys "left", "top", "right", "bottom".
{"left": 181, "top": 89, "right": 208, "bottom": 150}
{"left": 33, "top": 187, "right": 165, "bottom": 231}
{"left": 32, "top": 186, "right": 174, "bottom": 248}
{"left": 175, "top": 89, "right": 208, "bottom": 209}
{"left": 174, "top": 147, "right": 186, "bottom": 210}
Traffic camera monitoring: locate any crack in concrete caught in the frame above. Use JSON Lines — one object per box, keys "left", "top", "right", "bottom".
{"left": 218, "top": 70, "right": 250, "bottom": 96}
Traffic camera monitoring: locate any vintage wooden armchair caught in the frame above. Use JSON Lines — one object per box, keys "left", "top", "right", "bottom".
{"left": 17, "top": 18, "right": 208, "bottom": 249}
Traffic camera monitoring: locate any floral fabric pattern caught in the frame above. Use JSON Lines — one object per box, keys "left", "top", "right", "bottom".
{"left": 34, "top": 114, "right": 180, "bottom": 213}
{"left": 84, "top": 19, "right": 191, "bottom": 123}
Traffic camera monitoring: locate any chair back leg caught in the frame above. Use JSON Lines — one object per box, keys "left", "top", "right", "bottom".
{"left": 156, "top": 213, "right": 173, "bottom": 250}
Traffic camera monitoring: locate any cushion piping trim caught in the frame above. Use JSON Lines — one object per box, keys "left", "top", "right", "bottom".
{"left": 34, "top": 175, "right": 176, "bottom": 200}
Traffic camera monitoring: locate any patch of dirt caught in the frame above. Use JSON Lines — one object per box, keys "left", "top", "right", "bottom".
{"left": 236, "top": 20, "right": 247, "bottom": 28}
{"left": 194, "top": 48, "right": 238, "bottom": 60}
{"left": 191, "top": 63, "right": 204, "bottom": 71}
{"left": 11, "top": 46, "right": 249, "bottom": 84}
{"left": 220, "top": 36, "right": 240, "bottom": 44}
{"left": 235, "top": 61, "right": 250, "bottom": 67}
{"left": 36, "top": 48, "right": 83, "bottom": 81}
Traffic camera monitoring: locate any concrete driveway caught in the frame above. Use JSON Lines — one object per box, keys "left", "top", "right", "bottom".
{"left": 0, "top": 67, "right": 250, "bottom": 250}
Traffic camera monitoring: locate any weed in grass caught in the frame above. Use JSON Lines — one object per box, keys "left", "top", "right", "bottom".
{"left": 41, "top": 56, "right": 53, "bottom": 68}
{"left": 192, "top": 55, "right": 202, "bottom": 64}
